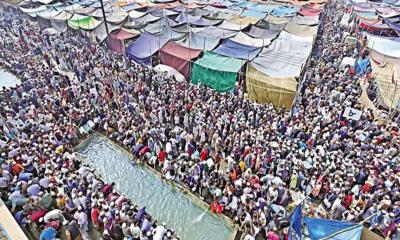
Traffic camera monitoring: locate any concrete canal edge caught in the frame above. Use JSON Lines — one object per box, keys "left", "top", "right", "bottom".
{"left": 73, "top": 132, "right": 240, "bottom": 240}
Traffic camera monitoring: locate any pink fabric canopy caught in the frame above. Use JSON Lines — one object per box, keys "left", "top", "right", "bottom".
{"left": 108, "top": 29, "right": 139, "bottom": 54}
{"left": 159, "top": 42, "right": 202, "bottom": 79}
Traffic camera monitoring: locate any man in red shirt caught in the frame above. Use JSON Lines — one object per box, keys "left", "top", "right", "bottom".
{"left": 158, "top": 148, "right": 166, "bottom": 168}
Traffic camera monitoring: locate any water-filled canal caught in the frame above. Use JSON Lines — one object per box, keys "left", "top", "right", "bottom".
{"left": 77, "top": 135, "right": 235, "bottom": 240}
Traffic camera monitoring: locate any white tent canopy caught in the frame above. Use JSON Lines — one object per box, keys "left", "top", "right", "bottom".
{"left": 366, "top": 33, "right": 400, "bottom": 59}
{"left": 231, "top": 31, "right": 272, "bottom": 47}
{"left": 154, "top": 64, "right": 186, "bottom": 82}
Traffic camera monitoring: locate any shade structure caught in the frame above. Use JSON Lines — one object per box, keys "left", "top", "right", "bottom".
{"left": 196, "top": 26, "right": 238, "bottom": 38}
{"left": 68, "top": 15, "right": 102, "bottom": 30}
{"left": 271, "top": 5, "right": 298, "bottom": 17}
{"left": 304, "top": 218, "right": 363, "bottom": 240}
{"left": 108, "top": 28, "right": 140, "bottom": 54}
{"left": 367, "top": 33, "right": 400, "bottom": 58}
{"left": 247, "top": 26, "right": 280, "bottom": 39}
{"left": 292, "top": 15, "right": 320, "bottom": 25}
{"left": 126, "top": 32, "right": 169, "bottom": 65}
{"left": 177, "top": 31, "right": 221, "bottom": 51}
{"left": 245, "top": 31, "right": 312, "bottom": 108}
{"left": 217, "top": 20, "right": 249, "bottom": 30}
{"left": 157, "top": 26, "right": 188, "bottom": 41}
{"left": 231, "top": 31, "right": 272, "bottom": 47}
{"left": 131, "top": 13, "right": 161, "bottom": 25}
{"left": 149, "top": 8, "right": 179, "bottom": 17}
{"left": 106, "top": 14, "right": 128, "bottom": 24}
{"left": 90, "top": 8, "right": 111, "bottom": 18}
{"left": 213, "top": 39, "right": 261, "bottom": 60}
{"left": 159, "top": 42, "right": 202, "bottom": 79}
{"left": 128, "top": 10, "right": 147, "bottom": 19}
{"left": 299, "top": 5, "right": 321, "bottom": 16}
{"left": 37, "top": 8, "right": 61, "bottom": 19}
{"left": 20, "top": 5, "right": 47, "bottom": 14}
{"left": 175, "top": 12, "right": 221, "bottom": 26}
{"left": 370, "top": 56, "right": 400, "bottom": 110}
{"left": 241, "top": 9, "right": 267, "bottom": 19}
{"left": 50, "top": 11, "right": 72, "bottom": 32}
{"left": 284, "top": 22, "right": 318, "bottom": 37}
{"left": 192, "top": 51, "right": 244, "bottom": 92}
{"left": 265, "top": 14, "right": 292, "bottom": 24}
{"left": 256, "top": 19, "right": 287, "bottom": 30}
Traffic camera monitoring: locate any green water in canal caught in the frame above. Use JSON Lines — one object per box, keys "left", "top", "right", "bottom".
{"left": 77, "top": 136, "right": 234, "bottom": 240}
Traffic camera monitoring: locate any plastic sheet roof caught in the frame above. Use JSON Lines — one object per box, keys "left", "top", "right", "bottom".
{"left": 213, "top": 38, "right": 262, "bottom": 60}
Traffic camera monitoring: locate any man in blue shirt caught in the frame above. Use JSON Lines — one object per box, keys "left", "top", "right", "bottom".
{"left": 39, "top": 227, "right": 57, "bottom": 240}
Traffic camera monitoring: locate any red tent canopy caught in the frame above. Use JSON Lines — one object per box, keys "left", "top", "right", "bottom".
{"left": 299, "top": 5, "right": 321, "bottom": 16}
{"left": 159, "top": 42, "right": 202, "bottom": 79}
{"left": 108, "top": 28, "right": 140, "bottom": 54}
{"left": 111, "top": 28, "right": 139, "bottom": 40}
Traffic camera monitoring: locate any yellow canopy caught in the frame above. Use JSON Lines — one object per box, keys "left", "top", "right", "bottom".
{"left": 246, "top": 63, "right": 297, "bottom": 108}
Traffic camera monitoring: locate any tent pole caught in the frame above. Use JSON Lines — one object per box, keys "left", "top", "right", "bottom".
{"left": 99, "top": 0, "right": 110, "bottom": 37}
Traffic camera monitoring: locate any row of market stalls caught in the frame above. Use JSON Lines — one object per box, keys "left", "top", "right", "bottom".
{"left": 341, "top": 0, "right": 400, "bottom": 119}
{"left": 11, "top": 0, "right": 324, "bottom": 108}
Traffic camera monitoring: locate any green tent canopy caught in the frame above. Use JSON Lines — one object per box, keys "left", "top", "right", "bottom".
{"left": 68, "top": 16, "right": 102, "bottom": 30}
{"left": 192, "top": 51, "right": 244, "bottom": 92}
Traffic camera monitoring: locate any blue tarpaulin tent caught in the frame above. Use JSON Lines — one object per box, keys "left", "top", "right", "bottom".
{"left": 304, "top": 218, "right": 363, "bottom": 240}
{"left": 213, "top": 39, "right": 261, "bottom": 60}
{"left": 241, "top": 9, "right": 267, "bottom": 19}
{"left": 271, "top": 6, "right": 298, "bottom": 17}
{"left": 126, "top": 32, "right": 169, "bottom": 65}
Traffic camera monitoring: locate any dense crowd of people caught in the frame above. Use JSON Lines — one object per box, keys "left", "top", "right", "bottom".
{"left": 1, "top": 0, "right": 399, "bottom": 240}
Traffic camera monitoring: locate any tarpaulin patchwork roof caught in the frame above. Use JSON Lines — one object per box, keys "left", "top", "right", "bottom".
{"left": 213, "top": 39, "right": 262, "bottom": 60}
{"left": 217, "top": 20, "right": 248, "bottom": 30}
{"left": 177, "top": 32, "right": 220, "bottom": 50}
{"left": 20, "top": 5, "right": 47, "bottom": 14}
{"left": 292, "top": 15, "right": 320, "bottom": 25}
{"left": 256, "top": 19, "right": 287, "bottom": 30}
{"left": 37, "top": 8, "right": 61, "bottom": 19}
{"left": 241, "top": 9, "right": 267, "bottom": 19}
{"left": 285, "top": 22, "right": 318, "bottom": 36}
{"left": 131, "top": 13, "right": 161, "bottom": 25}
{"left": 246, "top": 29, "right": 312, "bottom": 108}
{"left": 367, "top": 33, "right": 400, "bottom": 58}
{"left": 111, "top": 28, "right": 140, "bottom": 39}
{"left": 128, "top": 10, "right": 147, "bottom": 19}
{"left": 265, "top": 14, "right": 292, "bottom": 24}
{"left": 233, "top": 15, "right": 261, "bottom": 25}
{"left": 271, "top": 5, "right": 298, "bottom": 16}
{"left": 175, "top": 13, "right": 222, "bottom": 26}
{"left": 197, "top": 26, "right": 238, "bottom": 38}
{"left": 160, "top": 41, "right": 202, "bottom": 79}
{"left": 246, "top": 61, "right": 298, "bottom": 108}
{"left": 246, "top": 4, "right": 276, "bottom": 13}
{"left": 192, "top": 51, "right": 244, "bottom": 92}
{"left": 149, "top": 8, "right": 179, "bottom": 17}
{"left": 231, "top": 32, "right": 272, "bottom": 47}
{"left": 247, "top": 26, "right": 280, "bottom": 39}
{"left": 68, "top": 15, "right": 102, "bottom": 30}
{"left": 157, "top": 26, "right": 188, "bottom": 41}
{"left": 90, "top": 8, "right": 111, "bottom": 18}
